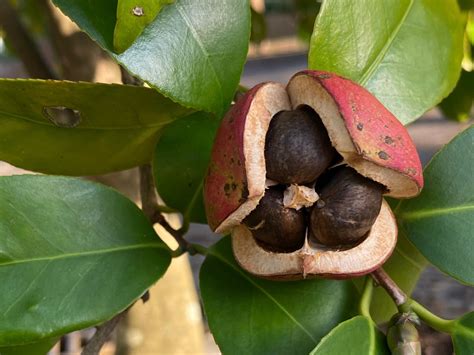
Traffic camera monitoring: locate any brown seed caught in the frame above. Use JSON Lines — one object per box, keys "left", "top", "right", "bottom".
{"left": 265, "top": 106, "right": 336, "bottom": 184}
{"left": 243, "top": 187, "right": 306, "bottom": 252}
{"left": 310, "top": 167, "right": 385, "bottom": 246}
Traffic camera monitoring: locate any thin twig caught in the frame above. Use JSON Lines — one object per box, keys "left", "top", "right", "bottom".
{"left": 139, "top": 164, "right": 160, "bottom": 220}
{"left": 371, "top": 268, "right": 407, "bottom": 306}
{"left": 139, "top": 164, "right": 196, "bottom": 255}
{"left": 0, "top": 1, "right": 57, "bottom": 79}
{"left": 81, "top": 311, "right": 127, "bottom": 355}
{"left": 152, "top": 210, "right": 196, "bottom": 255}
{"left": 120, "top": 66, "right": 143, "bottom": 86}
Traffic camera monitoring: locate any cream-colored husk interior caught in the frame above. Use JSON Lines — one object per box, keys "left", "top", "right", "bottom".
{"left": 287, "top": 75, "right": 419, "bottom": 198}
{"left": 232, "top": 200, "right": 397, "bottom": 278}
{"left": 216, "top": 83, "right": 291, "bottom": 234}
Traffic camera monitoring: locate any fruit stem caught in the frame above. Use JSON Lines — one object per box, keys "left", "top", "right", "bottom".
{"left": 371, "top": 268, "right": 407, "bottom": 306}
{"left": 371, "top": 268, "right": 456, "bottom": 334}
{"left": 359, "top": 276, "right": 374, "bottom": 320}
{"left": 402, "top": 300, "right": 456, "bottom": 334}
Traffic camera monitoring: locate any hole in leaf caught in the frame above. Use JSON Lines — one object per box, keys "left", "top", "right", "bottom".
{"left": 43, "top": 106, "right": 82, "bottom": 128}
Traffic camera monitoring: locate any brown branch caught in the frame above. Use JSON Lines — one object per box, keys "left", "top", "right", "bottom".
{"left": 120, "top": 66, "right": 143, "bottom": 86}
{"left": 139, "top": 164, "right": 160, "bottom": 220}
{"left": 80, "top": 69, "right": 149, "bottom": 355}
{"left": 0, "top": 0, "right": 56, "bottom": 79}
{"left": 139, "top": 164, "right": 196, "bottom": 255}
{"left": 81, "top": 311, "right": 127, "bottom": 355}
{"left": 371, "top": 268, "right": 408, "bottom": 306}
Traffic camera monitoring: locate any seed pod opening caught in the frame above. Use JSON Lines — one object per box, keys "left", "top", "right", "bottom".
{"left": 203, "top": 70, "right": 423, "bottom": 280}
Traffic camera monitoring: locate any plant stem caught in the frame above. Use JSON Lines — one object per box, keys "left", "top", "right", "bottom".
{"left": 120, "top": 66, "right": 143, "bottom": 86}
{"left": 371, "top": 268, "right": 407, "bottom": 306}
{"left": 138, "top": 163, "right": 198, "bottom": 256}
{"left": 359, "top": 276, "right": 374, "bottom": 320}
{"left": 371, "top": 268, "right": 456, "bottom": 334}
{"left": 81, "top": 311, "right": 127, "bottom": 355}
{"left": 404, "top": 300, "right": 455, "bottom": 333}
{"left": 139, "top": 164, "right": 161, "bottom": 221}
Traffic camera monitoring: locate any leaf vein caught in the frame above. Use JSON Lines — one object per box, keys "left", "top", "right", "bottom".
{"left": 174, "top": 2, "right": 224, "bottom": 109}
{"left": 210, "top": 250, "right": 318, "bottom": 344}
{"left": 359, "top": 0, "right": 415, "bottom": 86}
{"left": 0, "top": 243, "right": 167, "bottom": 268}
{"left": 400, "top": 205, "right": 474, "bottom": 220}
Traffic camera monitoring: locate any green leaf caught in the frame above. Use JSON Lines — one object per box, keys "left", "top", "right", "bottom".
{"left": 0, "top": 175, "right": 171, "bottom": 346}
{"left": 309, "top": 0, "right": 465, "bottom": 125}
{"left": 397, "top": 126, "right": 474, "bottom": 285}
{"left": 369, "top": 232, "right": 427, "bottom": 324}
{"left": 0, "top": 337, "right": 58, "bottom": 355}
{"left": 200, "top": 237, "right": 358, "bottom": 355}
{"left": 452, "top": 312, "right": 474, "bottom": 354}
{"left": 51, "top": 0, "right": 117, "bottom": 50}
{"left": 52, "top": 0, "right": 251, "bottom": 115}
{"left": 0, "top": 79, "right": 191, "bottom": 175}
{"left": 153, "top": 112, "right": 220, "bottom": 224}
{"left": 439, "top": 70, "right": 474, "bottom": 122}
{"left": 310, "top": 316, "right": 389, "bottom": 355}
{"left": 114, "top": 0, "right": 174, "bottom": 53}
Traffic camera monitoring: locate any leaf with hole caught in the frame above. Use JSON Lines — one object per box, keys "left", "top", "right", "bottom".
{"left": 114, "top": 0, "right": 174, "bottom": 53}
{"left": 0, "top": 175, "right": 171, "bottom": 346}
{"left": 310, "top": 316, "right": 389, "bottom": 355}
{"left": 397, "top": 125, "right": 474, "bottom": 285}
{"left": 0, "top": 79, "right": 191, "bottom": 175}
{"left": 200, "top": 237, "right": 358, "bottom": 355}
{"left": 452, "top": 311, "right": 474, "bottom": 354}
{"left": 309, "top": 0, "right": 465, "bottom": 124}
{"left": 52, "top": 0, "right": 250, "bottom": 115}
{"left": 153, "top": 112, "right": 220, "bottom": 225}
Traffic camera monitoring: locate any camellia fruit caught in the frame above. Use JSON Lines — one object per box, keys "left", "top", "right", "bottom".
{"left": 203, "top": 70, "right": 423, "bottom": 280}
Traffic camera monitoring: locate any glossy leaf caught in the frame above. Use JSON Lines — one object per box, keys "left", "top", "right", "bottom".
{"left": 309, "top": 0, "right": 465, "bottom": 125}
{"left": 0, "top": 79, "right": 191, "bottom": 175}
{"left": 439, "top": 70, "right": 474, "bottom": 122}
{"left": 396, "top": 126, "right": 474, "bottom": 285}
{"left": 0, "top": 338, "right": 58, "bottom": 355}
{"left": 52, "top": 0, "right": 251, "bottom": 115}
{"left": 369, "top": 232, "right": 427, "bottom": 324}
{"left": 200, "top": 237, "right": 358, "bottom": 355}
{"left": 0, "top": 176, "right": 171, "bottom": 346}
{"left": 452, "top": 312, "right": 474, "bottom": 354}
{"left": 114, "top": 0, "right": 174, "bottom": 53}
{"left": 310, "top": 316, "right": 389, "bottom": 355}
{"left": 153, "top": 112, "right": 220, "bottom": 224}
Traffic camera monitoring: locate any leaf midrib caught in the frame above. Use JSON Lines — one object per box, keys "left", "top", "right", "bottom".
{"left": 359, "top": 0, "right": 414, "bottom": 86}
{"left": 400, "top": 204, "right": 474, "bottom": 221}
{"left": 0, "top": 243, "right": 167, "bottom": 268}
{"left": 0, "top": 109, "right": 173, "bottom": 131}
{"left": 209, "top": 249, "right": 318, "bottom": 344}
{"left": 174, "top": 1, "right": 224, "bottom": 111}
